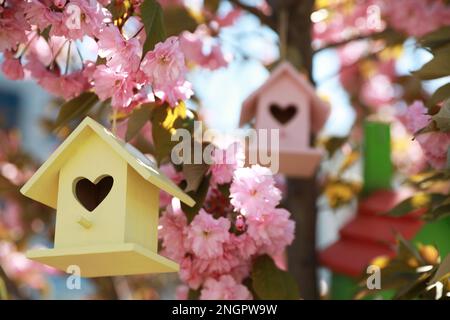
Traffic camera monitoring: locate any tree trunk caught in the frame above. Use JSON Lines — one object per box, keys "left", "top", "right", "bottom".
{"left": 271, "top": 0, "right": 319, "bottom": 300}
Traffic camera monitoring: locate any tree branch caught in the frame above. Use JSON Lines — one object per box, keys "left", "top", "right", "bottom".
{"left": 313, "top": 28, "right": 399, "bottom": 54}
{"left": 228, "top": 0, "right": 276, "bottom": 29}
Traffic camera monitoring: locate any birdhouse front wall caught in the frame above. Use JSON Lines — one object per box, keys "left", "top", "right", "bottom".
{"left": 255, "top": 76, "right": 311, "bottom": 152}
{"left": 125, "top": 166, "right": 160, "bottom": 252}
{"left": 54, "top": 131, "right": 128, "bottom": 249}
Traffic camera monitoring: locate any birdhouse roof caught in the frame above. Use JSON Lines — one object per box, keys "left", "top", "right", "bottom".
{"left": 239, "top": 62, "right": 330, "bottom": 133}
{"left": 21, "top": 117, "right": 195, "bottom": 209}
{"left": 319, "top": 190, "right": 425, "bottom": 277}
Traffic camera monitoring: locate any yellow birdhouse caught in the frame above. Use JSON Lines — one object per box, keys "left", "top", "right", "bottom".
{"left": 21, "top": 117, "right": 195, "bottom": 277}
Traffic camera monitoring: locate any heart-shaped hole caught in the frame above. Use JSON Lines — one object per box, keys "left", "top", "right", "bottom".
{"left": 269, "top": 103, "right": 298, "bottom": 125}
{"left": 74, "top": 176, "right": 113, "bottom": 212}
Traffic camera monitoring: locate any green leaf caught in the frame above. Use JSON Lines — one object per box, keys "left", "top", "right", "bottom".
{"left": 204, "top": 0, "right": 220, "bottom": 12}
{"left": 430, "top": 254, "right": 450, "bottom": 284}
{"left": 385, "top": 193, "right": 447, "bottom": 217}
{"left": 432, "top": 100, "right": 450, "bottom": 132}
{"left": 413, "top": 45, "right": 450, "bottom": 80}
{"left": 183, "top": 162, "right": 209, "bottom": 192}
{"left": 54, "top": 92, "right": 98, "bottom": 131}
{"left": 428, "top": 83, "right": 450, "bottom": 107}
{"left": 396, "top": 235, "right": 424, "bottom": 263}
{"left": 242, "top": 277, "right": 260, "bottom": 300}
{"left": 141, "top": 0, "right": 166, "bottom": 55}
{"left": 322, "top": 136, "right": 349, "bottom": 157}
{"left": 187, "top": 289, "right": 200, "bottom": 300}
{"left": 163, "top": 7, "right": 198, "bottom": 37}
{"left": 125, "top": 103, "right": 154, "bottom": 141}
{"left": 40, "top": 26, "right": 51, "bottom": 41}
{"left": 414, "top": 120, "right": 438, "bottom": 136}
{"left": 251, "top": 255, "right": 300, "bottom": 300}
{"left": 409, "top": 171, "right": 450, "bottom": 187}
{"left": 107, "top": 1, "right": 129, "bottom": 20}
{"left": 392, "top": 273, "right": 430, "bottom": 300}
{"left": 419, "top": 26, "right": 450, "bottom": 50}
{"left": 372, "top": 28, "right": 406, "bottom": 47}
{"left": 181, "top": 174, "right": 211, "bottom": 223}
{"left": 424, "top": 203, "right": 450, "bottom": 222}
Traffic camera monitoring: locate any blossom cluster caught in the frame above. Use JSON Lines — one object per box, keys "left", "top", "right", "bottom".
{"left": 158, "top": 143, "right": 295, "bottom": 300}
{"left": 0, "top": 0, "right": 230, "bottom": 108}
{"left": 313, "top": 0, "right": 450, "bottom": 47}
{"left": 338, "top": 40, "right": 397, "bottom": 110}
{"left": 0, "top": 131, "right": 56, "bottom": 293}
{"left": 402, "top": 100, "right": 450, "bottom": 170}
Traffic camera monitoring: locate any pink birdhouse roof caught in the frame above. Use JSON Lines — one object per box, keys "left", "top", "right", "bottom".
{"left": 239, "top": 62, "right": 330, "bottom": 133}
{"left": 319, "top": 190, "right": 426, "bottom": 277}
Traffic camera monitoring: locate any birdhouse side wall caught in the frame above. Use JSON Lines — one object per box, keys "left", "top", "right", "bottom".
{"left": 124, "top": 166, "right": 159, "bottom": 252}
{"left": 54, "top": 132, "right": 128, "bottom": 249}
{"left": 255, "top": 76, "right": 311, "bottom": 152}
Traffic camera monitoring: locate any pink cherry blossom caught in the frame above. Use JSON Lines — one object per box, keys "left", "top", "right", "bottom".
{"left": 153, "top": 80, "right": 193, "bottom": 106}
{"left": 40, "top": 0, "right": 111, "bottom": 40}
{"left": 141, "top": 36, "right": 186, "bottom": 86}
{"left": 230, "top": 165, "right": 282, "bottom": 216}
{"left": 159, "top": 202, "right": 188, "bottom": 262}
{"left": 141, "top": 36, "right": 193, "bottom": 105}
{"left": 42, "top": 71, "right": 90, "bottom": 99}
{"left": 360, "top": 74, "right": 395, "bottom": 108}
{"left": 417, "top": 133, "right": 450, "bottom": 170}
{"left": 180, "top": 31, "right": 228, "bottom": 70}
{"left": 313, "top": 0, "right": 385, "bottom": 47}
{"left": 69, "top": 0, "right": 110, "bottom": 37}
{"left": 190, "top": 238, "right": 247, "bottom": 280}
{"left": 179, "top": 255, "right": 205, "bottom": 289}
{"left": 391, "top": 121, "right": 427, "bottom": 175}
{"left": 97, "top": 25, "right": 142, "bottom": 72}
{"left": 200, "top": 275, "right": 252, "bottom": 300}
{"left": 401, "top": 101, "right": 450, "bottom": 169}
{"left": 209, "top": 142, "right": 245, "bottom": 185}
{"left": 202, "top": 45, "right": 228, "bottom": 70}
{"left": 25, "top": 0, "right": 60, "bottom": 32}
{"left": 96, "top": 0, "right": 111, "bottom": 6}
{"left": 403, "top": 100, "right": 432, "bottom": 133}
{"left": 1, "top": 51, "right": 24, "bottom": 80}
{"left": 246, "top": 208, "right": 295, "bottom": 256}
{"left": 214, "top": 8, "right": 242, "bottom": 28}
{"left": 26, "top": 33, "right": 54, "bottom": 67}
{"left": 386, "top": 0, "right": 450, "bottom": 37}
{"left": 25, "top": 54, "right": 90, "bottom": 99}
{"left": 186, "top": 209, "right": 230, "bottom": 259}
{"left": 233, "top": 233, "right": 257, "bottom": 260}
{"left": 0, "top": 2, "right": 29, "bottom": 51}
{"left": 53, "top": 0, "right": 67, "bottom": 9}
{"left": 93, "top": 65, "right": 137, "bottom": 108}
{"left": 179, "top": 31, "right": 203, "bottom": 62}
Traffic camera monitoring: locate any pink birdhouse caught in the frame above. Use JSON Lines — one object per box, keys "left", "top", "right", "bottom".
{"left": 240, "top": 62, "right": 330, "bottom": 177}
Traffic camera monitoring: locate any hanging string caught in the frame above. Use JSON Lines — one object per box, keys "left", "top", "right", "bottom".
{"left": 279, "top": 8, "right": 288, "bottom": 61}
{"left": 111, "top": 109, "right": 118, "bottom": 135}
